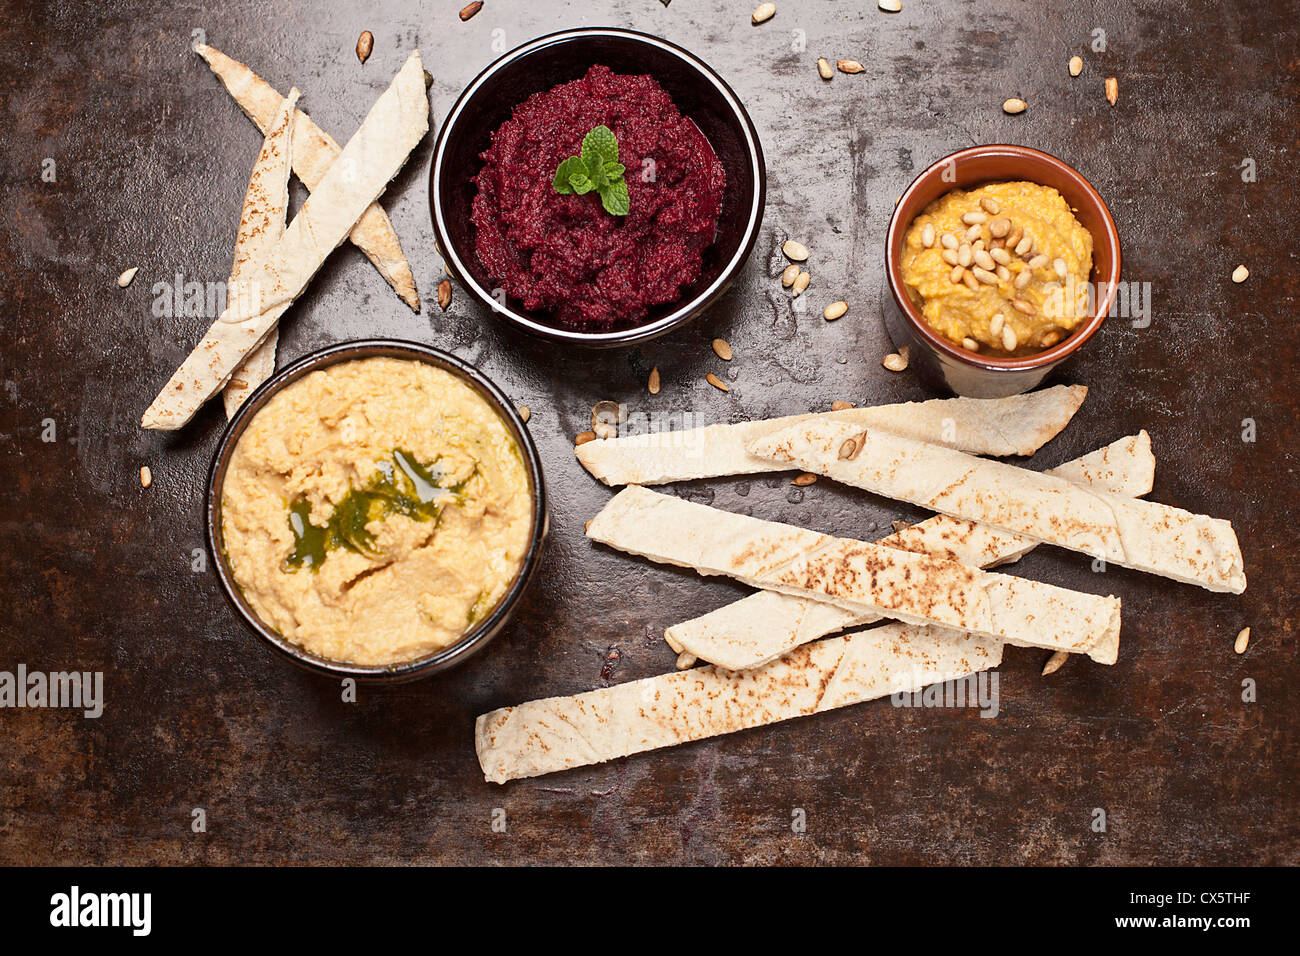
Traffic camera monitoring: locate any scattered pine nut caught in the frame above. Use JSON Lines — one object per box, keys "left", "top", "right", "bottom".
{"left": 574, "top": 430, "right": 597, "bottom": 446}
{"left": 1003, "top": 97, "right": 1027, "bottom": 114}
{"left": 117, "top": 267, "right": 139, "bottom": 288}
{"left": 437, "top": 278, "right": 452, "bottom": 310}
{"left": 1105, "top": 76, "right": 1118, "bottom": 106}
{"left": 837, "top": 59, "right": 865, "bottom": 74}
{"left": 979, "top": 197, "right": 1000, "bottom": 215}
{"left": 1002, "top": 324, "right": 1018, "bottom": 351}
{"left": 712, "top": 337, "right": 733, "bottom": 360}
{"left": 882, "top": 351, "right": 908, "bottom": 372}
{"left": 706, "top": 372, "right": 730, "bottom": 392}
{"left": 1069, "top": 55, "right": 1083, "bottom": 77}
{"left": 961, "top": 337, "right": 979, "bottom": 352}
{"left": 1232, "top": 265, "right": 1249, "bottom": 283}
{"left": 356, "top": 30, "right": 374, "bottom": 64}
{"left": 791, "top": 270, "right": 810, "bottom": 296}
{"left": 791, "top": 472, "right": 818, "bottom": 486}
{"left": 648, "top": 366, "right": 661, "bottom": 394}
{"left": 817, "top": 57, "right": 833, "bottom": 80}
{"left": 459, "top": 1, "right": 483, "bottom": 21}
{"left": 517, "top": 405, "right": 530, "bottom": 423}
{"left": 139, "top": 465, "right": 152, "bottom": 488}
{"left": 830, "top": 400, "right": 854, "bottom": 411}
{"left": 781, "top": 239, "right": 809, "bottom": 261}
{"left": 878, "top": 0, "right": 902, "bottom": 11}
{"left": 781, "top": 263, "right": 801, "bottom": 286}
{"left": 676, "top": 651, "right": 697, "bottom": 670}
{"left": 752, "top": 2, "right": 776, "bottom": 24}
{"left": 1234, "top": 627, "right": 1250, "bottom": 654}
{"left": 823, "top": 300, "right": 848, "bottom": 321}
{"left": 1041, "top": 650, "right": 1069, "bottom": 676}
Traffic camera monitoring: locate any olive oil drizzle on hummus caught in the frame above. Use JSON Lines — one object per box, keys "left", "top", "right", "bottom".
{"left": 284, "top": 449, "right": 477, "bottom": 571}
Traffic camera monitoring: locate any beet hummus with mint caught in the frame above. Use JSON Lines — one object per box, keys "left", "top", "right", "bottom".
{"left": 471, "top": 65, "right": 726, "bottom": 331}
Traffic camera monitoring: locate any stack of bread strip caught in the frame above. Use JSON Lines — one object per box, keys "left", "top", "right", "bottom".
{"left": 476, "top": 386, "right": 1245, "bottom": 784}
{"left": 141, "top": 47, "right": 428, "bottom": 430}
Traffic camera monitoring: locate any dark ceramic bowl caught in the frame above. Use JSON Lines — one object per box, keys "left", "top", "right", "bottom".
{"left": 429, "top": 27, "right": 766, "bottom": 347}
{"left": 882, "top": 145, "right": 1121, "bottom": 397}
{"left": 205, "top": 340, "right": 548, "bottom": 683}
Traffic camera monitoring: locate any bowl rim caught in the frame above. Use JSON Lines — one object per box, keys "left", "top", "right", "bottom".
{"left": 429, "top": 26, "right": 767, "bottom": 347}
{"left": 884, "top": 144, "right": 1122, "bottom": 372}
{"left": 204, "top": 339, "right": 548, "bottom": 682}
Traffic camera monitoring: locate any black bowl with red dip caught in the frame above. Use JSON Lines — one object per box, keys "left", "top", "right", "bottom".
{"left": 430, "top": 29, "right": 766, "bottom": 347}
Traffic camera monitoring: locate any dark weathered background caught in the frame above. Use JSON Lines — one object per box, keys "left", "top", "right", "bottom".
{"left": 1, "top": 0, "right": 1295, "bottom": 865}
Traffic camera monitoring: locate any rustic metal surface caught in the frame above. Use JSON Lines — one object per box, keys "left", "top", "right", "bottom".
{"left": 1, "top": 0, "right": 1296, "bottom": 865}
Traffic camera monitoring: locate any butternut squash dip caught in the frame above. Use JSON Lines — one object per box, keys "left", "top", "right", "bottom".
{"left": 901, "top": 181, "right": 1094, "bottom": 355}
{"left": 220, "top": 357, "right": 532, "bottom": 666}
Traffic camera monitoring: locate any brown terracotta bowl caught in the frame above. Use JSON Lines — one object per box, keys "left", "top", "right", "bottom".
{"left": 881, "top": 145, "right": 1121, "bottom": 397}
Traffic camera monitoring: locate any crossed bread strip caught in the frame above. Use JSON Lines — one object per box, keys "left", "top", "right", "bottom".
{"left": 749, "top": 419, "right": 1245, "bottom": 593}
{"left": 575, "top": 385, "right": 1087, "bottom": 485}
{"left": 667, "top": 432, "right": 1153, "bottom": 671}
{"left": 220, "top": 89, "right": 297, "bottom": 417}
{"left": 586, "top": 486, "right": 1122, "bottom": 663}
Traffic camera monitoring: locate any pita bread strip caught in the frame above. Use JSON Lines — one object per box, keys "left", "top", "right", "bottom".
{"left": 669, "top": 432, "right": 1152, "bottom": 670}
{"left": 749, "top": 420, "right": 1244, "bottom": 594}
{"left": 195, "top": 43, "right": 420, "bottom": 311}
{"left": 586, "top": 486, "right": 1121, "bottom": 663}
{"left": 221, "top": 89, "right": 297, "bottom": 418}
{"left": 475, "top": 624, "right": 1002, "bottom": 784}
{"left": 574, "top": 384, "right": 1086, "bottom": 486}
{"left": 142, "top": 51, "right": 429, "bottom": 430}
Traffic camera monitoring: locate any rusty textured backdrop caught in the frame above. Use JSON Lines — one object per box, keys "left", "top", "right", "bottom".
{"left": 0, "top": 0, "right": 1296, "bottom": 865}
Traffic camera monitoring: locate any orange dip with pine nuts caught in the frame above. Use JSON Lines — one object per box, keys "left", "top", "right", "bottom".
{"left": 901, "top": 182, "right": 1093, "bottom": 355}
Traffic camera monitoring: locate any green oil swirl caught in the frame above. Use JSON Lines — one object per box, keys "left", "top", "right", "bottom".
{"left": 283, "top": 449, "right": 476, "bottom": 572}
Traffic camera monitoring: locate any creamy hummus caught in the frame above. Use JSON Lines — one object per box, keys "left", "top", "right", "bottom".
{"left": 901, "top": 181, "right": 1094, "bottom": 355}
{"left": 221, "top": 357, "right": 533, "bottom": 666}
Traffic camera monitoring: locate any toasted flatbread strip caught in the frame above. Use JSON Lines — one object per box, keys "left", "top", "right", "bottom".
{"left": 587, "top": 486, "right": 1122, "bottom": 663}
{"left": 221, "top": 88, "right": 297, "bottom": 418}
{"left": 749, "top": 421, "right": 1245, "bottom": 594}
{"left": 575, "top": 384, "right": 1086, "bottom": 485}
{"left": 142, "top": 51, "right": 429, "bottom": 430}
{"left": 669, "top": 432, "right": 1153, "bottom": 670}
{"left": 196, "top": 43, "right": 420, "bottom": 311}
{"left": 476, "top": 624, "right": 1002, "bottom": 783}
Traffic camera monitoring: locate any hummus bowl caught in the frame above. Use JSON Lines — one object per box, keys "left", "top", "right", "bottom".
{"left": 206, "top": 341, "right": 547, "bottom": 682}
{"left": 882, "top": 145, "right": 1121, "bottom": 397}
{"left": 430, "top": 27, "right": 766, "bottom": 347}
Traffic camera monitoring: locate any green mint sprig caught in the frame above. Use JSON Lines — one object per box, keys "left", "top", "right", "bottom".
{"left": 553, "top": 125, "right": 630, "bottom": 216}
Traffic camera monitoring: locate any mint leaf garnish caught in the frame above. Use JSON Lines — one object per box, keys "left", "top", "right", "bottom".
{"left": 553, "top": 125, "right": 631, "bottom": 216}
{"left": 600, "top": 177, "right": 630, "bottom": 217}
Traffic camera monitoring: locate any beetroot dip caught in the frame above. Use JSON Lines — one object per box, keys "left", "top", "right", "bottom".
{"left": 471, "top": 65, "right": 726, "bottom": 331}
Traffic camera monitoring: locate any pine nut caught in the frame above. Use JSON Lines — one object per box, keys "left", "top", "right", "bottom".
{"left": 817, "top": 57, "right": 833, "bottom": 80}
{"left": 878, "top": 0, "right": 902, "bottom": 10}
{"left": 1012, "top": 297, "right": 1035, "bottom": 315}
{"left": 1105, "top": 76, "right": 1118, "bottom": 106}
{"left": 1234, "top": 627, "right": 1250, "bottom": 654}
{"left": 1028, "top": 254, "right": 1049, "bottom": 270}
{"left": 1040, "top": 330, "right": 1062, "bottom": 348}
{"left": 139, "top": 465, "right": 152, "bottom": 488}
{"left": 991, "top": 247, "right": 1011, "bottom": 265}
{"left": 1232, "top": 265, "right": 1249, "bottom": 283}
{"left": 1002, "top": 324, "right": 1018, "bottom": 351}
{"left": 837, "top": 59, "right": 865, "bottom": 74}
{"left": 830, "top": 400, "right": 854, "bottom": 411}
{"left": 1054, "top": 257, "right": 1068, "bottom": 278}
{"left": 753, "top": 3, "right": 776, "bottom": 24}
{"left": 962, "top": 337, "right": 979, "bottom": 351}
{"left": 989, "top": 312, "right": 1005, "bottom": 337}
{"left": 1015, "top": 235, "right": 1033, "bottom": 256}
{"left": 823, "top": 300, "right": 848, "bottom": 321}
{"left": 1041, "top": 650, "right": 1069, "bottom": 676}
{"left": 996, "top": 265, "right": 1011, "bottom": 282}
{"left": 972, "top": 266, "right": 998, "bottom": 284}
{"left": 961, "top": 211, "right": 988, "bottom": 225}
{"left": 648, "top": 366, "right": 661, "bottom": 394}
{"left": 942, "top": 249, "right": 960, "bottom": 266}
{"left": 965, "top": 224, "right": 983, "bottom": 242}
{"left": 980, "top": 197, "right": 1001, "bottom": 215}
{"left": 782, "top": 239, "right": 809, "bottom": 261}
{"left": 1014, "top": 269, "right": 1033, "bottom": 290}
{"left": 792, "top": 472, "right": 818, "bottom": 486}
{"left": 1006, "top": 226, "right": 1022, "bottom": 249}
{"left": 791, "top": 270, "right": 810, "bottom": 296}
{"left": 781, "top": 263, "right": 800, "bottom": 286}
{"left": 881, "top": 352, "right": 908, "bottom": 372}
{"left": 957, "top": 244, "right": 972, "bottom": 267}
{"left": 1003, "top": 97, "right": 1027, "bottom": 114}
{"left": 949, "top": 265, "right": 964, "bottom": 283}
{"left": 117, "top": 267, "right": 139, "bottom": 288}
{"left": 706, "top": 372, "right": 730, "bottom": 392}
{"left": 1069, "top": 55, "right": 1083, "bottom": 77}
{"left": 712, "top": 337, "right": 733, "bottom": 360}
{"left": 974, "top": 249, "right": 996, "bottom": 271}
{"left": 962, "top": 270, "right": 980, "bottom": 291}
{"left": 921, "top": 223, "right": 935, "bottom": 247}
{"left": 575, "top": 431, "right": 597, "bottom": 446}
{"left": 989, "top": 217, "right": 1011, "bottom": 238}
{"left": 940, "top": 232, "right": 959, "bottom": 250}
